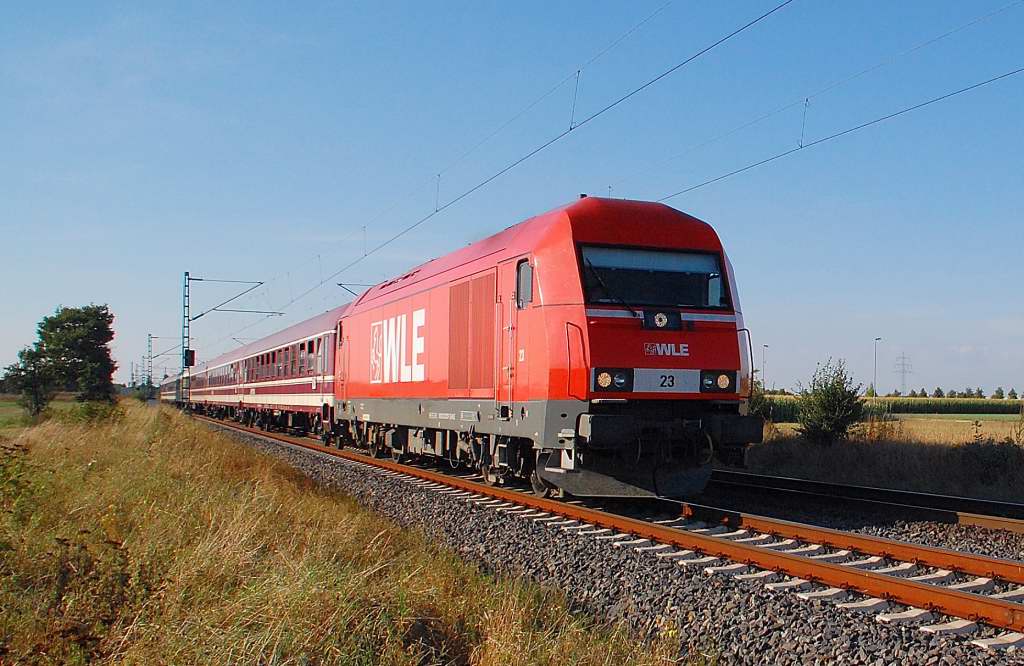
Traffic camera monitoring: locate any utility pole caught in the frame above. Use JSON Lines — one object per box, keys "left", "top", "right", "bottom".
{"left": 181, "top": 271, "right": 191, "bottom": 403}
{"left": 873, "top": 337, "right": 882, "bottom": 396}
{"left": 179, "top": 272, "right": 283, "bottom": 404}
{"left": 894, "top": 353, "right": 913, "bottom": 396}
{"left": 761, "top": 344, "right": 768, "bottom": 389}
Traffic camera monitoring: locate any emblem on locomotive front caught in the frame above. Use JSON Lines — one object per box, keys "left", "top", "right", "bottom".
{"left": 370, "top": 308, "right": 426, "bottom": 384}
{"left": 644, "top": 342, "right": 689, "bottom": 357}
{"left": 653, "top": 312, "right": 669, "bottom": 328}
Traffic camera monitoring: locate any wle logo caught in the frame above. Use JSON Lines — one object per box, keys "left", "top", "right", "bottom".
{"left": 643, "top": 342, "right": 689, "bottom": 357}
{"left": 370, "top": 309, "right": 426, "bottom": 384}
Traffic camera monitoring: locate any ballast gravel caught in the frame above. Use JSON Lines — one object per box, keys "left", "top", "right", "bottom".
{"left": 212, "top": 425, "right": 1024, "bottom": 665}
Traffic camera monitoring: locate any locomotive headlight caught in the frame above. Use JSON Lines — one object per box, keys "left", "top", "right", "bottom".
{"left": 700, "top": 370, "right": 735, "bottom": 393}
{"left": 594, "top": 368, "right": 633, "bottom": 392}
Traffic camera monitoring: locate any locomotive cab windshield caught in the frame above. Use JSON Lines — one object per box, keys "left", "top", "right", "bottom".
{"left": 579, "top": 245, "right": 730, "bottom": 310}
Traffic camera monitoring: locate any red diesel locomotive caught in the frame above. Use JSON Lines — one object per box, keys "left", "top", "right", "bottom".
{"left": 163, "top": 197, "right": 762, "bottom": 497}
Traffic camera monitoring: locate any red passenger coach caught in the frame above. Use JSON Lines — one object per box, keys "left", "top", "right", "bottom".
{"left": 168, "top": 197, "right": 763, "bottom": 498}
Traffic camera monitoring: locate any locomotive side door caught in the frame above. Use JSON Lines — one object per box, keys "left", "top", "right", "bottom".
{"left": 496, "top": 256, "right": 532, "bottom": 420}
{"left": 335, "top": 321, "right": 347, "bottom": 401}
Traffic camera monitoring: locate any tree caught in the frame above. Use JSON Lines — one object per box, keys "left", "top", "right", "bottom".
{"left": 796, "top": 359, "right": 864, "bottom": 446}
{"left": 932, "top": 387, "right": 944, "bottom": 398}
{"left": 37, "top": 305, "right": 117, "bottom": 401}
{"left": 918, "top": 388, "right": 927, "bottom": 398}
{"left": 993, "top": 387, "right": 1005, "bottom": 399}
{"left": 975, "top": 387, "right": 985, "bottom": 399}
{"left": 865, "top": 384, "right": 877, "bottom": 398}
{"left": 1009, "top": 388, "right": 1019, "bottom": 400}
{"left": 962, "top": 388, "right": 975, "bottom": 398}
{"left": 4, "top": 346, "right": 57, "bottom": 415}
{"left": 908, "top": 389, "right": 918, "bottom": 398}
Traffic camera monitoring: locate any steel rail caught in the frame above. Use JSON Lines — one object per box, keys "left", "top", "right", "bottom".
{"left": 709, "top": 469, "right": 1024, "bottom": 535}
{"left": 194, "top": 415, "right": 1024, "bottom": 632}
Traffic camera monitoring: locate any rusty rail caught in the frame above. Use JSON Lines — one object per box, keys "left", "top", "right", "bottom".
{"left": 194, "top": 414, "right": 1024, "bottom": 632}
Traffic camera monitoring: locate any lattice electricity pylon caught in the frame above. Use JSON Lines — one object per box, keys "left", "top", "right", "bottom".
{"left": 893, "top": 353, "right": 913, "bottom": 396}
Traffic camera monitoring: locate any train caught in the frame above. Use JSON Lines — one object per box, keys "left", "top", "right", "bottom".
{"left": 161, "top": 196, "right": 763, "bottom": 497}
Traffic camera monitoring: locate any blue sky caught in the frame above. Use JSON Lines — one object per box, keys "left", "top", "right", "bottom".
{"left": 2, "top": 1, "right": 1022, "bottom": 394}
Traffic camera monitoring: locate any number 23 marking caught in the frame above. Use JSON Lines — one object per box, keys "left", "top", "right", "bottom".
{"left": 659, "top": 374, "right": 675, "bottom": 387}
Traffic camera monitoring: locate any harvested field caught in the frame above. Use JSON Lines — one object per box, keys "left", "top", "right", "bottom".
{"left": 0, "top": 403, "right": 676, "bottom": 665}
{"left": 767, "top": 415, "right": 1022, "bottom": 445}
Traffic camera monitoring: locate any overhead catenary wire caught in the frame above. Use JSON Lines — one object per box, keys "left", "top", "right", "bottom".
{"left": 184, "top": 2, "right": 680, "bottom": 358}
{"left": 271, "top": 0, "right": 797, "bottom": 312}
{"left": 656, "top": 65, "right": 1024, "bottom": 202}
{"left": 194, "top": 1, "right": 796, "bottom": 362}
{"left": 614, "top": 0, "right": 1024, "bottom": 189}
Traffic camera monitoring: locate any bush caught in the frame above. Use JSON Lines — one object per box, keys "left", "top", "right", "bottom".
{"left": 796, "top": 359, "right": 864, "bottom": 446}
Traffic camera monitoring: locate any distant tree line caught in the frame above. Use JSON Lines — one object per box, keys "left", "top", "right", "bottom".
{"left": 888, "top": 387, "right": 1019, "bottom": 399}
{"left": 1, "top": 305, "right": 118, "bottom": 415}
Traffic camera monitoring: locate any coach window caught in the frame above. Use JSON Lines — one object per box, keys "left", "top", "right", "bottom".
{"left": 298, "top": 343, "right": 306, "bottom": 375}
{"left": 316, "top": 337, "right": 324, "bottom": 374}
{"left": 516, "top": 260, "right": 533, "bottom": 309}
{"left": 291, "top": 345, "right": 298, "bottom": 376}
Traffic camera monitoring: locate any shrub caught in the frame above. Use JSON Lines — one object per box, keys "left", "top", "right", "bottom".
{"left": 796, "top": 359, "right": 864, "bottom": 446}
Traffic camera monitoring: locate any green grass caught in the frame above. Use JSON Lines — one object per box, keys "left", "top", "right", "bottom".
{"left": 762, "top": 395, "right": 1024, "bottom": 422}
{"left": 0, "top": 401, "right": 22, "bottom": 429}
{"left": 0, "top": 398, "right": 78, "bottom": 431}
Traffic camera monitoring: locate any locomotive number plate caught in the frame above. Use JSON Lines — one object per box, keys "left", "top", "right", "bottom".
{"left": 632, "top": 369, "right": 700, "bottom": 393}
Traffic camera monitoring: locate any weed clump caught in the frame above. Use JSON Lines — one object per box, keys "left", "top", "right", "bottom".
{"left": 795, "top": 359, "right": 864, "bottom": 446}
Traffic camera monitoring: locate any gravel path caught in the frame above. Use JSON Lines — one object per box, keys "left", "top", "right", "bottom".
{"left": 213, "top": 424, "right": 1024, "bottom": 665}
{"left": 697, "top": 485, "right": 1024, "bottom": 563}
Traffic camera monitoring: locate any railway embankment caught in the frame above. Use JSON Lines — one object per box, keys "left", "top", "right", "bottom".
{"left": 206, "top": 415, "right": 1024, "bottom": 664}
{"left": 0, "top": 404, "right": 675, "bottom": 665}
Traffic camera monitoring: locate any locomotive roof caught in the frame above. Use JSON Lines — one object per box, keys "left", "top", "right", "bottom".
{"left": 350, "top": 197, "right": 713, "bottom": 311}
{"left": 193, "top": 302, "right": 351, "bottom": 372}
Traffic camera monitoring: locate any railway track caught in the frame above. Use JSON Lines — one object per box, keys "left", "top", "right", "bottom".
{"left": 193, "top": 414, "right": 1024, "bottom": 651}
{"left": 710, "top": 469, "right": 1024, "bottom": 534}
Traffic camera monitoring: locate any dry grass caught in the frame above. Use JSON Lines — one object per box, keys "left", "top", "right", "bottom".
{"left": 767, "top": 416, "right": 1021, "bottom": 445}
{"left": 747, "top": 415, "right": 1024, "bottom": 502}
{"left": 0, "top": 404, "right": 681, "bottom": 665}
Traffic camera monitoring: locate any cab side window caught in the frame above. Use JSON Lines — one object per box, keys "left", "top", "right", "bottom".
{"left": 516, "top": 260, "right": 533, "bottom": 309}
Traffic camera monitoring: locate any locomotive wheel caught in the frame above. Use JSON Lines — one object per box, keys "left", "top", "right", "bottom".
{"left": 530, "top": 468, "right": 554, "bottom": 497}
{"left": 479, "top": 461, "right": 500, "bottom": 486}
{"left": 530, "top": 453, "right": 556, "bottom": 498}
{"left": 390, "top": 445, "right": 404, "bottom": 463}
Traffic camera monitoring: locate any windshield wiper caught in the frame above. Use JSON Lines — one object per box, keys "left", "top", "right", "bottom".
{"left": 583, "top": 258, "right": 641, "bottom": 317}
